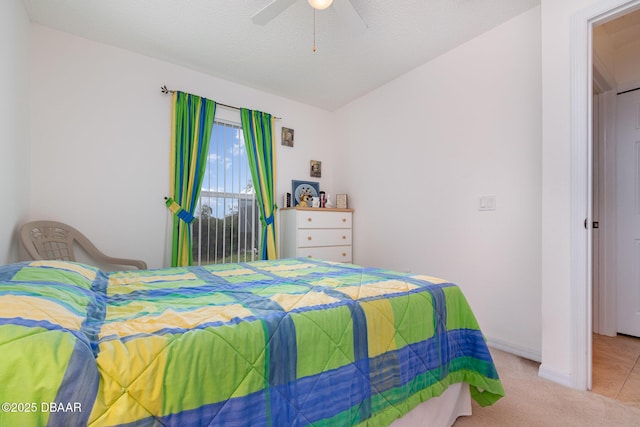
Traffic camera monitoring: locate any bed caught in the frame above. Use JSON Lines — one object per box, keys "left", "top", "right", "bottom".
{"left": 0, "top": 258, "right": 504, "bottom": 426}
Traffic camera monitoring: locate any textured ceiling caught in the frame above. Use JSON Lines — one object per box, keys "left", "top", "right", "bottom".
{"left": 23, "top": 0, "right": 540, "bottom": 111}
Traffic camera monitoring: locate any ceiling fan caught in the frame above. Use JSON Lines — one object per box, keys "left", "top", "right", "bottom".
{"left": 252, "top": 0, "right": 367, "bottom": 33}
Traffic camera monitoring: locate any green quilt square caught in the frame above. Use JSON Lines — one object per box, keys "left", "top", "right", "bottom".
{"left": 389, "top": 292, "right": 435, "bottom": 348}
{"left": 293, "top": 306, "right": 354, "bottom": 378}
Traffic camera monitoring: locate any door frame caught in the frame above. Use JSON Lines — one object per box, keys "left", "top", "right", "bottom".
{"left": 571, "top": 0, "right": 640, "bottom": 391}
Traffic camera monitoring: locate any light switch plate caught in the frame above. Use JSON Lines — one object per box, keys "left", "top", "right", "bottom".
{"left": 478, "top": 195, "right": 496, "bottom": 211}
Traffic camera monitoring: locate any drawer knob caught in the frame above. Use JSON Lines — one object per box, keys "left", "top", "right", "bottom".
{"left": 342, "top": 235, "right": 346, "bottom": 239}
{"left": 308, "top": 236, "right": 312, "bottom": 241}
{"left": 342, "top": 218, "right": 347, "bottom": 222}
{"left": 307, "top": 217, "right": 313, "bottom": 222}
{"left": 342, "top": 252, "right": 347, "bottom": 257}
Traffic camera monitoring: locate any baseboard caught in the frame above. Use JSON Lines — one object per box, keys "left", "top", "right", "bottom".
{"left": 538, "top": 364, "right": 572, "bottom": 388}
{"left": 485, "top": 337, "right": 574, "bottom": 388}
{"left": 486, "top": 336, "right": 541, "bottom": 363}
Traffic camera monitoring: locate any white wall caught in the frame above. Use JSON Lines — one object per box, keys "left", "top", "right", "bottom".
{"left": 539, "top": 0, "right": 579, "bottom": 386}
{"left": 0, "top": 0, "right": 30, "bottom": 264}
{"left": 538, "top": 0, "right": 634, "bottom": 388}
{"left": 29, "top": 25, "right": 340, "bottom": 269}
{"left": 335, "top": 7, "right": 542, "bottom": 359}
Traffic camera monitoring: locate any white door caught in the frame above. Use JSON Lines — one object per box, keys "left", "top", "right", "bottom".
{"left": 593, "top": 91, "right": 601, "bottom": 334}
{"left": 617, "top": 89, "right": 640, "bottom": 337}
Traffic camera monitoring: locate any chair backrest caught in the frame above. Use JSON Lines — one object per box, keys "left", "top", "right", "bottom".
{"left": 20, "top": 220, "right": 147, "bottom": 270}
{"left": 21, "top": 220, "right": 79, "bottom": 262}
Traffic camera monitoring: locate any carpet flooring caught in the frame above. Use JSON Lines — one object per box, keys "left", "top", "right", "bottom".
{"left": 453, "top": 346, "right": 640, "bottom": 426}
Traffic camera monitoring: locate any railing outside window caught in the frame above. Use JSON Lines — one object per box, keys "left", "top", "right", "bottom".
{"left": 192, "top": 120, "right": 258, "bottom": 265}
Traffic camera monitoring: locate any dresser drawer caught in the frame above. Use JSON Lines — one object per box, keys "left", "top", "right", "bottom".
{"left": 298, "top": 246, "right": 352, "bottom": 263}
{"left": 297, "top": 211, "right": 352, "bottom": 229}
{"left": 297, "top": 229, "right": 352, "bottom": 248}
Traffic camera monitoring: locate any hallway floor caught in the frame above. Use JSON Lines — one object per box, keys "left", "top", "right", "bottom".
{"left": 592, "top": 333, "right": 640, "bottom": 409}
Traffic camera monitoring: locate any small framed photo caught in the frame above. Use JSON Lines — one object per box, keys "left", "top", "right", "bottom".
{"left": 310, "top": 160, "right": 322, "bottom": 178}
{"left": 282, "top": 127, "right": 294, "bottom": 147}
{"left": 336, "top": 194, "right": 348, "bottom": 209}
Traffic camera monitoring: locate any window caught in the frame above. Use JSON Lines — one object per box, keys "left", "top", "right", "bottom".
{"left": 192, "top": 119, "right": 259, "bottom": 265}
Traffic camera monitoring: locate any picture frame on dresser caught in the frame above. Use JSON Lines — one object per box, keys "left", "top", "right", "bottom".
{"left": 292, "top": 180, "right": 320, "bottom": 206}
{"left": 336, "top": 194, "right": 348, "bottom": 209}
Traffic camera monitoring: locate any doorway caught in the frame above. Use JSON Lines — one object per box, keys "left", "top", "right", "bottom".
{"left": 589, "top": 2, "right": 640, "bottom": 404}
{"left": 590, "top": 74, "right": 640, "bottom": 404}
{"left": 569, "top": 0, "right": 640, "bottom": 392}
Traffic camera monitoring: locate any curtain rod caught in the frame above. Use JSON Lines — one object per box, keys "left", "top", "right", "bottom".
{"left": 161, "top": 85, "right": 281, "bottom": 120}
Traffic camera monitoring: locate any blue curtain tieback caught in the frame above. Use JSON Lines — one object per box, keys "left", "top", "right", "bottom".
{"left": 165, "top": 197, "right": 195, "bottom": 224}
{"left": 263, "top": 205, "right": 278, "bottom": 226}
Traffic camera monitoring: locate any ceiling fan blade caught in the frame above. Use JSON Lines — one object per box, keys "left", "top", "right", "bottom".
{"left": 251, "top": 0, "right": 299, "bottom": 25}
{"left": 332, "top": 0, "right": 367, "bottom": 33}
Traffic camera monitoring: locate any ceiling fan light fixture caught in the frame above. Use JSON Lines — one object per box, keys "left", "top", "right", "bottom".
{"left": 308, "top": 0, "right": 333, "bottom": 10}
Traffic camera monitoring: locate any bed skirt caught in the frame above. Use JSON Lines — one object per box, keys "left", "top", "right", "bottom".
{"left": 391, "top": 383, "right": 472, "bottom": 427}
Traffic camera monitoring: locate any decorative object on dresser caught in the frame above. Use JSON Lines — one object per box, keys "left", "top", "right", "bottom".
{"left": 292, "top": 180, "right": 320, "bottom": 206}
{"left": 336, "top": 193, "right": 348, "bottom": 209}
{"left": 283, "top": 192, "right": 292, "bottom": 208}
{"left": 299, "top": 194, "right": 311, "bottom": 207}
{"left": 325, "top": 194, "right": 333, "bottom": 208}
{"left": 280, "top": 207, "right": 353, "bottom": 263}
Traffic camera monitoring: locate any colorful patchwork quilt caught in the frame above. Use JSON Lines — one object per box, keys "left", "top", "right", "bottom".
{"left": 0, "top": 258, "right": 504, "bottom": 426}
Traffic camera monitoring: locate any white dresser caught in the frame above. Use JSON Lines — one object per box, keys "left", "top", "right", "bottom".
{"left": 280, "top": 207, "right": 353, "bottom": 263}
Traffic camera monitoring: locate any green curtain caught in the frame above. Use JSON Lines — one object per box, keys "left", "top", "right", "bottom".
{"left": 166, "top": 91, "right": 216, "bottom": 267}
{"left": 241, "top": 108, "right": 278, "bottom": 260}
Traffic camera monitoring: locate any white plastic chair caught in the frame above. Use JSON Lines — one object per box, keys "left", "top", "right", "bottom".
{"left": 20, "top": 220, "right": 147, "bottom": 270}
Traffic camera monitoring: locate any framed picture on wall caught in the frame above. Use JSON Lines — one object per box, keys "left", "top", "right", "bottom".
{"left": 310, "top": 160, "right": 321, "bottom": 178}
{"left": 282, "top": 127, "right": 294, "bottom": 147}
